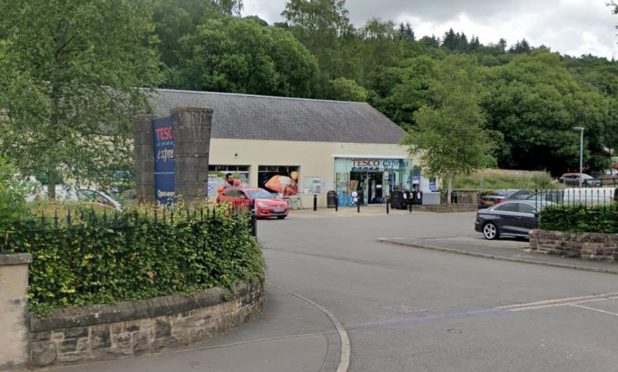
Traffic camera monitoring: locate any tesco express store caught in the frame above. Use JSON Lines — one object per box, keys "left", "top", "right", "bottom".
{"left": 149, "top": 89, "right": 433, "bottom": 208}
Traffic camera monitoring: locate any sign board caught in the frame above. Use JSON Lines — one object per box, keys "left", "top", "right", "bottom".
{"left": 152, "top": 117, "right": 175, "bottom": 204}
{"left": 303, "top": 177, "right": 322, "bottom": 194}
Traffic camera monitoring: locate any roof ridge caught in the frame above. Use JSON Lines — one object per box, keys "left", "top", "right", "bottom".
{"left": 154, "top": 88, "right": 369, "bottom": 106}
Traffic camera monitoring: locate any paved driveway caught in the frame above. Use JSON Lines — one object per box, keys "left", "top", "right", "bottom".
{"left": 48, "top": 210, "right": 618, "bottom": 372}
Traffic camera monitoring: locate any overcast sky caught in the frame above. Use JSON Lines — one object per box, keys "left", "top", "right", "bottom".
{"left": 242, "top": 0, "right": 618, "bottom": 59}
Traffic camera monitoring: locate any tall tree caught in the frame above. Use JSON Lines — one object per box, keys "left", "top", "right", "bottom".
{"left": 0, "top": 0, "right": 161, "bottom": 198}
{"left": 282, "top": 0, "right": 354, "bottom": 95}
{"left": 403, "top": 56, "right": 494, "bottom": 202}
{"left": 175, "top": 17, "right": 319, "bottom": 97}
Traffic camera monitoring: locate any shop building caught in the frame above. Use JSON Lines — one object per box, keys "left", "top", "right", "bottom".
{"left": 149, "top": 89, "right": 431, "bottom": 208}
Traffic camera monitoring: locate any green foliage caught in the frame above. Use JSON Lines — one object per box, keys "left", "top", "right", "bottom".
{"left": 2, "top": 207, "right": 265, "bottom": 316}
{"left": 326, "top": 78, "right": 368, "bottom": 101}
{"left": 0, "top": 157, "right": 30, "bottom": 232}
{"left": 453, "top": 169, "right": 554, "bottom": 190}
{"left": 540, "top": 205, "right": 618, "bottom": 234}
{"left": 403, "top": 56, "right": 495, "bottom": 195}
{"left": 0, "top": 0, "right": 161, "bottom": 195}
{"left": 174, "top": 16, "right": 319, "bottom": 97}
{"left": 481, "top": 51, "right": 614, "bottom": 175}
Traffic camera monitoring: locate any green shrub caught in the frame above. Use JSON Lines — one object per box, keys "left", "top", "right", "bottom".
{"left": 3, "top": 206, "right": 265, "bottom": 315}
{"left": 0, "top": 157, "right": 29, "bottom": 231}
{"left": 540, "top": 204, "right": 618, "bottom": 234}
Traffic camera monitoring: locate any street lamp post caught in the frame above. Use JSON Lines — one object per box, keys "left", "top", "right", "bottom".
{"left": 573, "top": 127, "right": 584, "bottom": 187}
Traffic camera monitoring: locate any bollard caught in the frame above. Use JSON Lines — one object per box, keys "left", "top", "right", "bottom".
{"left": 335, "top": 195, "right": 339, "bottom": 212}
{"left": 386, "top": 197, "right": 390, "bottom": 214}
{"left": 250, "top": 207, "right": 257, "bottom": 237}
{"left": 409, "top": 201, "right": 412, "bottom": 213}
{"left": 313, "top": 194, "right": 317, "bottom": 211}
{"left": 357, "top": 201, "right": 360, "bottom": 213}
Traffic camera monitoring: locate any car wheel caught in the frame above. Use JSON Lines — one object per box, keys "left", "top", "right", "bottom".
{"left": 482, "top": 222, "right": 500, "bottom": 240}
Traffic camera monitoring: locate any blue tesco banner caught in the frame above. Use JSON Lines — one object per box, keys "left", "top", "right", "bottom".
{"left": 152, "top": 117, "right": 175, "bottom": 204}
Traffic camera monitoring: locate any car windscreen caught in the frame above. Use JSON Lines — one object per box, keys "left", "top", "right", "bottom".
{"left": 246, "top": 190, "right": 274, "bottom": 199}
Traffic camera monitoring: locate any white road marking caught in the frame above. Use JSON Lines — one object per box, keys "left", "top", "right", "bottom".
{"left": 274, "top": 285, "right": 351, "bottom": 372}
{"left": 570, "top": 304, "right": 618, "bottom": 318}
{"left": 498, "top": 292, "right": 618, "bottom": 312}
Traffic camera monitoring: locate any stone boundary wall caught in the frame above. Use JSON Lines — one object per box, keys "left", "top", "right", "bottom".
{"left": 29, "top": 282, "right": 264, "bottom": 368}
{"left": 529, "top": 229, "right": 618, "bottom": 262}
{"left": 0, "top": 253, "right": 32, "bottom": 371}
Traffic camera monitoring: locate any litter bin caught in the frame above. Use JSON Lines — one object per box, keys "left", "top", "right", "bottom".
{"left": 326, "top": 190, "right": 337, "bottom": 208}
{"left": 390, "top": 191, "right": 406, "bottom": 209}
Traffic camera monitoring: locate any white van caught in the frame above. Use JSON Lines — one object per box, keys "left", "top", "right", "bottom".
{"left": 562, "top": 187, "right": 617, "bottom": 206}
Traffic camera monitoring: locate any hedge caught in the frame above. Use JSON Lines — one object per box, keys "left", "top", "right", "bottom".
{"left": 540, "top": 204, "right": 618, "bottom": 234}
{"left": 1, "top": 206, "right": 265, "bottom": 315}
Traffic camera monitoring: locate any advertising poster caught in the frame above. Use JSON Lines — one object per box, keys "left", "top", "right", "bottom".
{"left": 303, "top": 177, "right": 322, "bottom": 194}
{"left": 152, "top": 117, "right": 175, "bottom": 204}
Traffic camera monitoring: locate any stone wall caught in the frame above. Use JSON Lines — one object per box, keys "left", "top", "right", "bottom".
{"left": 0, "top": 254, "right": 32, "bottom": 371}
{"left": 529, "top": 229, "right": 618, "bottom": 262}
{"left": 29, "top": 282, "right": 263, "bottom": 368}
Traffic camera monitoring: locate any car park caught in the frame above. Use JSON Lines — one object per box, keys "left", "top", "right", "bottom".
{"left": 558, "top": 172, "right": 601, "bottom": 187}
{"left": 217, "top": 187, "right": 289, "bottom": 219}
{"left": 475, "top": 200, "right": 554, "bottom": 240}
{"left": 477, "top": 189, "right": 532, "bottom": 209}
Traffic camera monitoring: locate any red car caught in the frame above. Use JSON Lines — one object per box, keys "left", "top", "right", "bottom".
{"left": 217, "top": 187, "right": 289, "bottom": 219}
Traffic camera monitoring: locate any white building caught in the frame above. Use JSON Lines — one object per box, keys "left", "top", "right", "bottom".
{"left": 150, "top": 89, "right": 431, "bottom": 208}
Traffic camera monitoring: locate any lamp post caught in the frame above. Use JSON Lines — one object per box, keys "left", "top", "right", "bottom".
{"left": 573, "top": 127, "right": 584, "bottom": 187}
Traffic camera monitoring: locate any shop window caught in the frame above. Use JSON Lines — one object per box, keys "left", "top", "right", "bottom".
{"left": 258, "top": 165, "right": 300, "bottom": 196}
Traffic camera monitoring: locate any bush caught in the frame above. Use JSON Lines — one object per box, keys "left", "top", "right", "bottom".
{"left": 540, "top": 204, "right": 618, "bottom": 234}
{"left": 0, "top": 157, "right": 29, "bottom": 231}
{"left": 2, "top": 206, "right": 265, "bottom": 315}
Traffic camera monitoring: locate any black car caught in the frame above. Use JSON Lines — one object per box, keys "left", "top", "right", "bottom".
{"left": 474, "top": 200, "right": 554, "bottom": 240}
{"left": 477, "top": 189, "right": 532, "bottom": 209}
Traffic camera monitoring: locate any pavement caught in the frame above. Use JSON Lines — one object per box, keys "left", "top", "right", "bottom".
{"left": 377, "top": 235, "right": 618, "bottom": 275}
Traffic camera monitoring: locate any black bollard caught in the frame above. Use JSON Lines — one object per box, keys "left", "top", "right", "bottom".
{"left": 357, "top": 201, "right": 361, "bottom": 213}
{"left": 250, "top": 207, "right": 257, "bottom": 237}
{"left": 313, "top": 194, "right": 317, "bottom": 211}
{"left": 386, "top": 197, "right": 390, "bottom": 214}
{"left": 409, "top": 200, "right": 412, "bottom": 213}
{"left": 335, "top": 195, "right": 339, "bottom": 212}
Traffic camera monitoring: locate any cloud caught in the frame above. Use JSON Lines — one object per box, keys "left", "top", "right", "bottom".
{"left": 242, "top": 0, "right": 618, "bottom": 58}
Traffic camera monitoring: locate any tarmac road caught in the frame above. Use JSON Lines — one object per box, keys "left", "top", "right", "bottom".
{"left": 48, "top": 209, "right": 618, "bottom": 372}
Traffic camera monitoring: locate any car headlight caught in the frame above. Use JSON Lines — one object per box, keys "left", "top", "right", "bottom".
{"left": 256, "top": 202, "right": 269, "bottom": 208}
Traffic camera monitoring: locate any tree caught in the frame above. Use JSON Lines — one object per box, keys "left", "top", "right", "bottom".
{"left": 326, "top": 78, "right": 368, "bottom": 101}
{"left": 282, "top": 0, "right": 355, "bottom": 95}
{"left": 402, "top": 56, "right": 494, "bottom": 203}
{"left": 153, "top": 0, "right": 244, "bottom": 78}
{"left": 481, "top": 51, "right": 613, "bottom": 174}
{"left": 0, "top": 0, "right": 161, "bottom": 198}
{"left": 175, "top": 17, "right": 319, "bottom": 97}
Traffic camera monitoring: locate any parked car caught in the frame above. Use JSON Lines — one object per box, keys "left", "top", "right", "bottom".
{"left": 558, "top": 173, "right": 601, "bottom": 187}
{"left": 217, "top": 187, "right": 289, "bottom": 219}
{"left": 26, "top": 185, "right": 123, "bottom": 210}
{"left": 477, "top": 189, "right": 532, "bottom": 209}
{"left": 475, "top": 200, "right": 554, "bottom": 240}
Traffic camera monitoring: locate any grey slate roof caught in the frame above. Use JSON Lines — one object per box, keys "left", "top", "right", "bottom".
{"left": 148, "top": 89, "right": 405, "bottom": 144}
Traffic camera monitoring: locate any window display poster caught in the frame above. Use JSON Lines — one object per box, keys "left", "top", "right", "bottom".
{"left": 303, "top": 177, "right": 322, "bottom": 194}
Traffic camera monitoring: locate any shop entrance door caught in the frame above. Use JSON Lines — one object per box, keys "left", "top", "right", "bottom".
{"left": 350, "top": 171, "right": 384, "bottom": 204}
{"left": 368, "top": 172, "right": 384, "bottom": 204}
